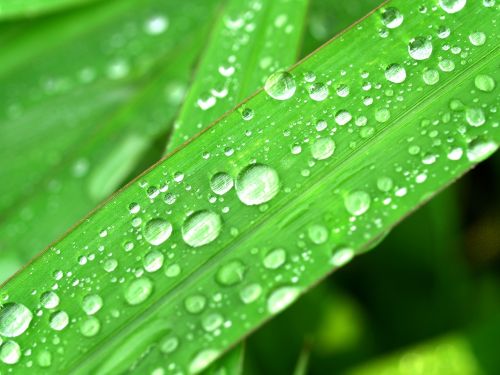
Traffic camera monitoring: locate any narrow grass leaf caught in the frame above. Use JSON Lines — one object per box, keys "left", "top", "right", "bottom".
{"left": 0, "top": 0, "right": 497, "bottom": 374}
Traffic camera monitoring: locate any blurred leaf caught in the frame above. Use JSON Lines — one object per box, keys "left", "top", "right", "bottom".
{"left": 0, "top": 0, "right": 101, "bottom": 20}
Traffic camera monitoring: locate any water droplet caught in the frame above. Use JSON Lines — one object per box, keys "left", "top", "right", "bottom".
{"left": 210, "top": 173, "right": 234, "bottom": 195}
{"left": 308, "top": 83, "right": 329, "bottom": 101}
{"left": 264, "top": 71, "right": 296, "bottom": 100}
{"left": 80, "top": 317, "right": 101, "bottom": 337}
{"left": 241, "top": 108, "right": 255, "bottom": 121}
{"left": 375, "top": 108, "right": 391, "bottom": 123}
{"left": 103, "top": 258, "right": 118, "bottom": 272}
{"left": 202, "top": 313, "right": 223, "bottom": 332}
{"left": 465, "top": 107, "right": 486, "bottom": 127}
{"left": 145, "top": 15, "right": 169, "bottom": 35}
{"left": 143, "top": 218, "right": 173, "bottom": 246}
{"left": 438, "top": 59, "right": 455, "bottom": 72}
{"left": 0, "top": 303, "right": 33, "bottom": 337}
{"left": 236, "top": 164, "right": 280, "bottom": 206}
{"left": 466, "top": 139, "right": 498, "bottom": 162}
{"left": 474, "top": 74, "right": 495, "bottom": 92}
{"left": 336, "top": 84, "right": 350, "bottom": 97}
{"left": 40, "top": 291, "right": 59, "bottom": 309}
{"left": 335, "top": 110, "right": 352, "bottom": 125}
{"left": 165, "top": 264, "right": 181, "bottom": 278}
{"left": 125, "top": 277, "right": 153, "bottom": 305}
{"left": 184, "top": 294, "right": 207, "bottom": 314}
{"left": 422, "top": 69, "right": 440, "bottom": 85}
{"left": 143, "top": 250, "right": 164, "bottom": 272}
{"left": 82, "top": 294, "right": 103, "bottom": 315}
{"left": 267, "top": 286, "right": 300, "bottom": 314}
{"left": 331, "top": 247, "right": 355, "bottom": 267}
{"left": 447, "top": 147, "right": 464, "bottom": 160}
{"left": 189, "top": 349, "right": 220, "bottom": 374}
{"left": 0, "top": 341, "right": 21, "bottom": 364}
{"left": 385, "top": 64, "right": 406, "bottom": 83}
{"left": 311, "top": 138, "right": 335, "bottom": 160}
{"left": 307, "top": 224, "right": 328, "bottom": 244}
{"left": 160, "top": 335, "right": 179, "bottom": 353}
{"left": 49, "top": 311, "right": 69, "bottom": 331}
{"left": 240, "top": 284, "right": 262, "bottom": 304}
{"left": 408, "top": 37, "right": 433, "bottom": 60}
{"left": 439, "top": 0, "right": 466, "bottom": 13}
{"left": 216, "top": 260, "right": 247, "bottom": 286}
{"left": 381, "top": 7, "right": 404, "bottom": 29}
{"left": 182, "top": 211, "right": 222, "bottom": 248}
{"left": 37, "top": 350, "right": 52, "bottom": 368}
{"left": 263, "top": 249, "right": 286, "bottom": 269}
{"left": 377, "top": 177, "right": 394, "bottom": 192}
{"left": 344, "top": 191, "right": 371, "bottom": 216}
{"left": 469, "top": 31, "right": 486, "bottom": 46}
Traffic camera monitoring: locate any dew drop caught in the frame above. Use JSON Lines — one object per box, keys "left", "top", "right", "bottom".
{"left": 0, "top": 303, "right": 33, "bottom": 337}
{"left": 143, "top": 218, "right": 173, "bottom": 246}
{"left": 143, "top": 250, "right": 164, "bottom": 272}
{"left": 235, "top": 164, "right": 280, "bottom": 206}
{"left": 335, "top": 110, "right": 352, "bottom": 125}
{"left": 37, "top": 350, "right": 52, "bottom": 368}
{"left": 447, "top": 147, "right": 464, "bottom": 161}
{"left": 469, "top": 31, "right": 486, "bottom": 46}
{"left": 240, "top": 284, "right": 263, "bottom": 304}
{"left": 0, "top": 341, "right": 21, "bottom": 364}
{"left": 145, "top": 15, "right": 168, "bottom": 35}
{"left": 125, "top": 277, "right": 153, "bottom": 305}
{"left": 264, "top": 71, "right": 296, "bottom": 100}
{"left": 474, "top": 74, "right": 495, "bottom": 92}
{"left": 80, "top": 317, "right": 101, "bottom": 337}
{"left": 216, "top": 260, "right": 247, "bottom": 286}
{"left": 202, "top": 313, "right": 224, "bottom": 332}
{"left": 466, "top": 139, "right": 498, "bottom": 162}
{"left": 311, "top": 138, "right": 335, "bottom": 160}
{"left": 82, "top": 294, "right": 103, "bottom": 315}
{"left": 40, "top": 291, "right": 60, "bottom": 309}
{"left": 263, "top": 249, "right": 286, "bottom": 269}
{"left": 465, "top": 107, "right": 486, "bottom": 127}
{"left": 49, "top": 311, "right": 69, "bottom": 331}
{"left": 422, "top": 69, "right": 440, "bottom": 85}
{"left": 160, "top": 335, "right": 179, "bottom": 354}
{"left": 210, "top": 173, "right": 234, "bottom": 195}
{"left": 331, "top": 247, "right": 355, "bottom": 267}
{"left": 385, "top": 64, "right": 406, "bottom": 83}
{"left": 267, "top": 287, "right": 300, "bottom": 314}
{"left": 375, "top": 108, "right": 391, "bottom": 123}
{"left": 439, "top": 0, "right": 466, "bottom": 13}
{"left": 182, "top": 211, "right": 222, "bottom": 248}
{"left": 307, "top": 224, "right": 328, "bottom": 244}
{"left": 184, "top": 295, "right": 207, "bottom": 314}
{"left": 377, "top": 177, "right": 394, "bottom": 192}
{"left": 408, "top": 37, "right": 433, "bottom": 60}
{"left": 344, "top": 191, "right": 371, "bottom": 216}
{"left": 381, "top": 7, "right": 404, "bottom": 29}
{"left": 189, "top": 349, "right": 220, "bottom": 374}
{"left": 308, "top": 82, "right": 329, "bottom": 101}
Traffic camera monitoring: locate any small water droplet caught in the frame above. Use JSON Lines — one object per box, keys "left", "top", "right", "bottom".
{"left": 49, "top": 311, "right": 69, "bottom": 331}
{"left": 236, "top": 164, "right": 280, "bottom": 206}
{"left": 331, "top": 247, "right": 355, "bottom": 267}
{"left": 264, "top": 71, "right": 296, "bottom": 100}
{"left": 143, "top": 250, "right": 164, "bottom": 272}
{"left": 145, "top": 15, "right": 169, "bottom": 35}
{"left": 307, "top": 224, "right": 328, "bottom": 244}
{"left": 344, "top": 191, "right": 371, "bottom": 216}
{"left": 82, "top": 294, "right": 103, "bottom": 315}
{"left": 240, "top": 284, "right": 263, "bottom": 304}
{"left": 202, "top": 313, "right": 224, "bottom": 332}
{"left": 439, "top": 0, "right": 466, "bottom": 13}
{"left": 335, "top": 110, "right": 352, "bottom": 125}
{"left": 311, "top": 138, "right": 335, "bottom": 160}
{"left": 125, "top": 277, "right": 153, "bottom": 305}
{"left": 210, "top": 173, "right": 234, "bottom": 195}
{"left": 474, "top": 74, "right": 495, "bottom": 92}
{"left": 408, "top": 37, "right": 433, "bottom": 60}
{"left": 267, "top": 286, "right": 300, "bottom": 314}
{"left": 40, "top": 292, "right": 60, "bottom": 309}
{"left": 37, "top": 350, "right": 52, "bottom": 368}
{"left": 375, "top": 108, "right": 391, "bottom": 123}
{"left": 160, "top": 335, "right": 179, "bottom": 354}
{"left": 469, "top": 31, "right": 486, "bottom": 46}
{"left": 143, "top": 218, "right": 173, "bottom": 246}
{"left": 465, "top": 107, "right": 486, "bottom": 127}
{"left": 263, "top": 249, "right": 286, "bottom": 269}
{"left": 377, "top": 177, "right": 394, "bottom": 192}
{"left": 385, "top": 64, "right": 406, "bottom": 83}
{"left": 466, "top": 139, "right": 498, "bottom": 162}
{"left": 216, "top": 260, "right": 247, "bottom": 286}
{"left": 381, "top": 7, "right": 404, "bottom": 29}
{"left": 80, "top": 317, "right": 101, "bottom": 337}
{"left": 0, "top": 303, "right": 33, "bottom": 337}
{"left": 189, "top": 349, "right": 220, "bottom": 374}
{"left": 184, "top": 294, "right": 207, "bottom": 314}
{"left": 422, "top": 69, "right": 440, "bottom": 85}
{"left": 308, "top": 82, "right": 329, "bottom": 101}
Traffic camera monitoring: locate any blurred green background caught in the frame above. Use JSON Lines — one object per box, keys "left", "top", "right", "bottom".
{"left": 0, "top": 0, "right": 498, "bottom": 373}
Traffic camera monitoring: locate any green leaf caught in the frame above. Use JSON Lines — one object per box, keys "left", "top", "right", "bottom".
{"left": 0, "top": 0, "right": 498, "bottom": 374}
{"left": 0, "top": 0, "right": 101, "bottom": 20}
{"left": 0, "top": 0, "right": 220, "bottom": 279}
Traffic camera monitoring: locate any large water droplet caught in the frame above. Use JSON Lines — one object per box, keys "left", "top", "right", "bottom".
{"left": 236, "top": 164, "right": 280, "bottom": 206}
{"left": 182, "top": 211, "right": 222, "bottom": 248}
{"left": 335, "top": 110, "right": 352, "bottom": 126}
{"left": 311, "top": 138, "right": 335, "bottom": 160}
{"left": 331, "top": 247, "right": 355, "bottom": 267}
{"left": 439, "top": 0, "right": 466, "bottom": 13}
{"left": 267, "top": 287, "right": 300, "bottom": 314}
{"left": 264, "top": 71, "right": 296, "bottom": 100}
{"left": 0, "top": 341, "right": 21, "bottom": 364}
{"left": 381, "top": 7, "right": 404, "bottom": 29}
{"left": 49, "top": 311, "right": 69, "bottom": 331}
{"left": 466, "top": 139, "right": 498, "bottom": 162}
{"left": 125, "top": 277, "right": 153, "bottom": 305}
{"left": 385, "top": 64, "right": 406, "bottom": 83}
{"left": 216, "top": 260, "right": 247, "bottom": 286}
{"left": 210, "top": 173, "right": 234, "bottom": 195}
{"left": 344, "top": 191, "right": 371, "bottom": 216}
{"left": 408, "top": 37, "right": 433, "bottom": 60}
{"left": 82, "top": 294, "right": 103, "bottom": 315}
{"left": 0, "top": 303, "right": 33, "bottom": 337}
{"left": 263, "top": 249, "right": 286, "bottom": 269}
{"left": 474, "top": 74, "right": 495, "bottom": 92}
{"left": 143, "top": 218, "right": 173, "bottom": 246}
